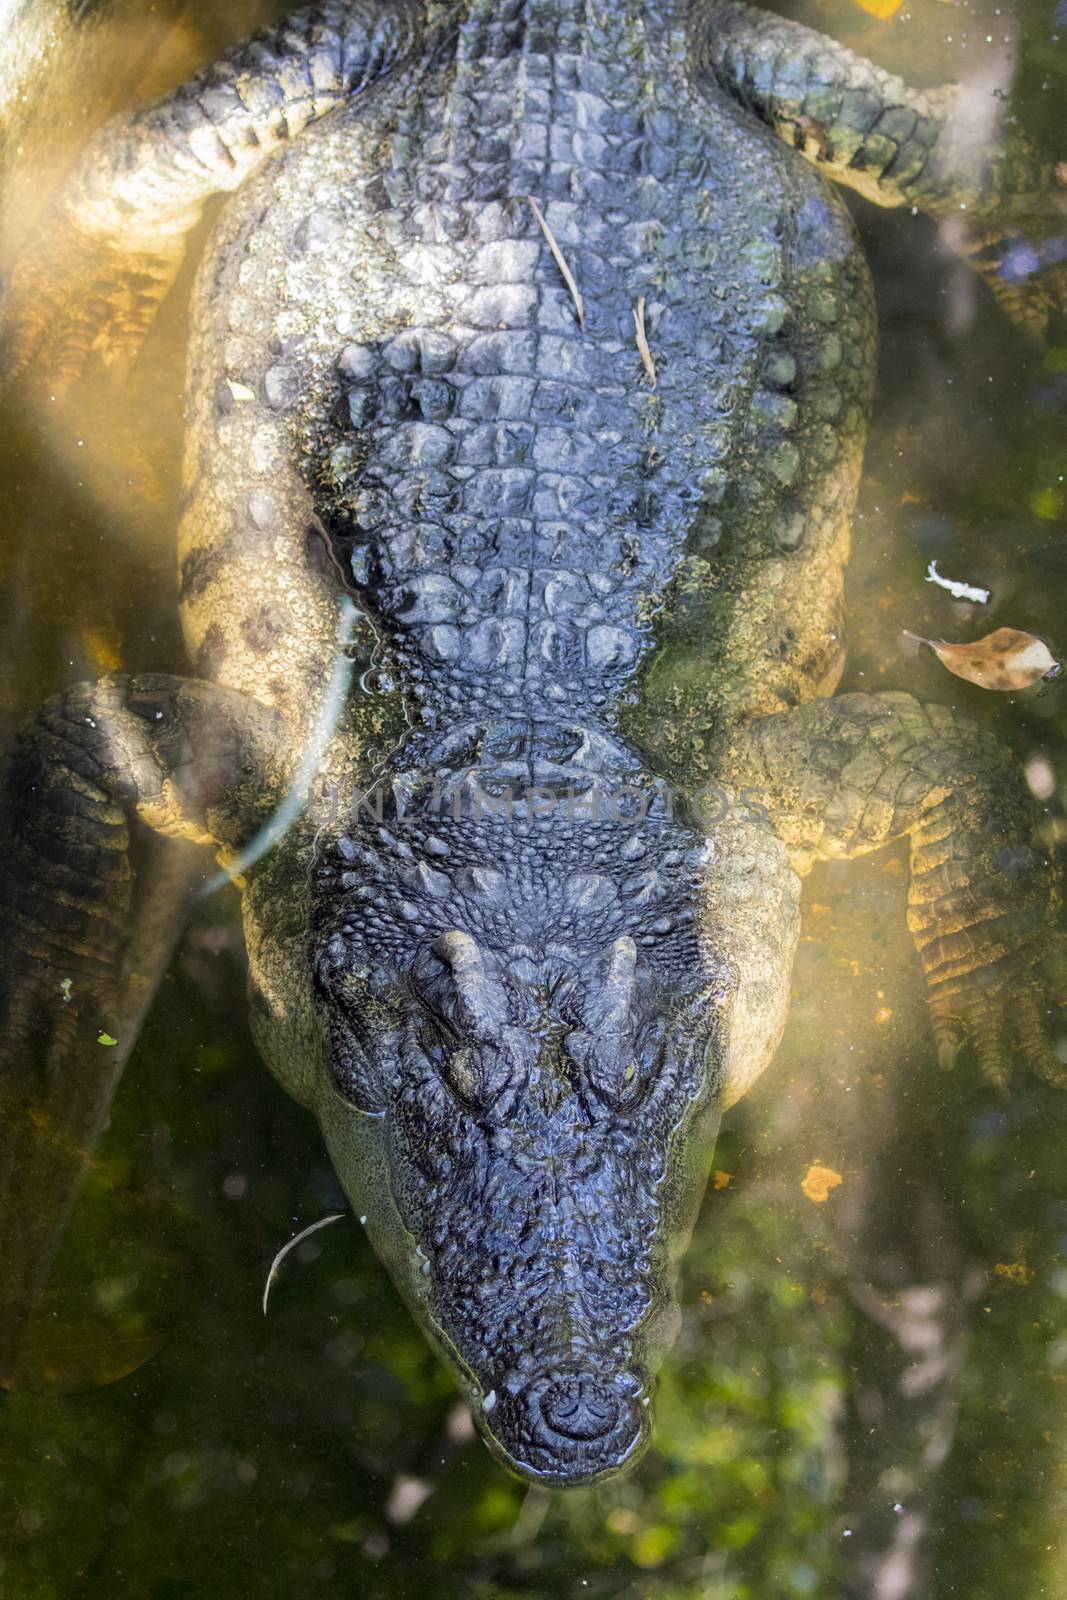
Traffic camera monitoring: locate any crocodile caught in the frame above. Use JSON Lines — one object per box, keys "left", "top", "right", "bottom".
{"left": 1, "top": 0, "right": 1064, "bottom": 1487}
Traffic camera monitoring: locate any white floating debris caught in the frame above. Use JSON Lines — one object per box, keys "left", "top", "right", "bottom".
{"left": 226, "top": 378, "right": 257, "bottom": 402}
{"left": 446, "top": 1403, "right": 475, "bottom": 1443}
{"left": 482, "top": 1388, "right": 497, "bottom": 1413}
{"left": 1025, "top": 755, "right": 1056, "bottom": 800}
{"left": 925, "top": 559, "right": 990, "bottom": 604}
{"left": 384, "top": 1474, "right": 433, "bottom": 1525}
{"left": 262, "top": 1213, "right": 344, "bottom": 1314}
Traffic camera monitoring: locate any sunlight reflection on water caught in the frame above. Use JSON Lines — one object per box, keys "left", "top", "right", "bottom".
{"left": 1, "top": 2, "right": 1066, "bottom": 1597}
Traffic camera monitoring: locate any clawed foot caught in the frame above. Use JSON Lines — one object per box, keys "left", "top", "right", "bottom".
{"left": 923, "top": 934, "right": 1067, "bottom": 1098}
{"left": 1, "top": 208, "right": 184, "bottom": 393}
{"left": 907, "top": 791, "right": 1066, "bottom": 1096}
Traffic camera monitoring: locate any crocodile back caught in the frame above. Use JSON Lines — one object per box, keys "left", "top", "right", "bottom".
{"left": 183, "top": 0, "right": 874, "bottom": 750}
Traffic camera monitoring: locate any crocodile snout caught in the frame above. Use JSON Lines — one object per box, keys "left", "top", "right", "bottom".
{"left": 541, "top": 1373, "right": 620, "bottom": 1440}
{"left": 485, "top": 1368, "right": 650, "bottom": 1485}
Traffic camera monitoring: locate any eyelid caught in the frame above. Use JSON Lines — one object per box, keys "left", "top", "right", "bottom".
{"left": 442, "top": 1044, "right": 479, "bottom": 1106}
{"left": 328, "top": 1015, "right": 387, "bottom": 1114}
{"left": 564, "top": 1029, "right": 650, "bottom": 1111}
{"left": 418, "top": 1004, "right": 461, "bottom": 1051}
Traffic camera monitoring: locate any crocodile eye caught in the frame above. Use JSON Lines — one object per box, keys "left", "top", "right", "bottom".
{"left": 593, "top": 1054, "right": 645, "bottom": 1110}
{"left": 314, "top": 959, "right": 396, "bottom": 1114}
{"left": 565, "top": 1029, "right": 648, "bottom": 1111}
{"left": 438, "top": 1040, "right": 518, "bottom": 1116}
{"left": 602, "top": 1052, "right": 648, "bottom": 1110}
{"left": 328, "top": 1014, "right": 388, "bottom": 1114}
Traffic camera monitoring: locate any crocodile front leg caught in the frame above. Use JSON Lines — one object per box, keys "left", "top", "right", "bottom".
{"left": 1, "top": 0, "right": 428, "bottom": 384}
{"left": 0, "top": 675, "right": 285, "bottom": 1380}
{"left": 721, "top": 691, "right": 1065, "bottom": 1095}
{"left": 690, "top": 0, "right": 1067, "bottom": 332}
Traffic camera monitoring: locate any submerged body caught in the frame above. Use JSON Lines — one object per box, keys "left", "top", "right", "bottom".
{"left": 1, "top": 0, "right": 1063, "bottom": 1485}
{"left": 201, "top": 2, "right": 827, "bottom": 1480}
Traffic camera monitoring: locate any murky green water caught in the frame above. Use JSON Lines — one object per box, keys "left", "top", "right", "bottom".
{"left": 1, "top": 2, "right": 1066, "bottom": 1596}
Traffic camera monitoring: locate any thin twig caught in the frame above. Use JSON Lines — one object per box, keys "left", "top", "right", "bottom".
{"left": 528, "top": 196, "right": 585, "bottom": 332}
{"left": 633, "top": 294, "right": 656, "bottom": 387}
{"left": 308, "top": 511, "right": 361, "bottom": 599}
{"left": 262, "top": 1213, "right": 345, "bottom": 1314}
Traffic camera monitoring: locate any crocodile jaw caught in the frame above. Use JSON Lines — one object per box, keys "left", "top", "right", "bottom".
{"left": 310, "top": 817, "right": 730, "bottom": 1484}
{"left": 318, "top": 1035, "right": 723, "bottom": 1486}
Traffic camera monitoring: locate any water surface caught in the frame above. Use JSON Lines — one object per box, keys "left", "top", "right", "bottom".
{"left": 1, "top": 2, "right": 1065, "bottom": 1596}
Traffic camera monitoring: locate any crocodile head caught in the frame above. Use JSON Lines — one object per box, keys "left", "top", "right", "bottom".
{"left": 305, "top": 808, "right": 743, "bottom": 1487}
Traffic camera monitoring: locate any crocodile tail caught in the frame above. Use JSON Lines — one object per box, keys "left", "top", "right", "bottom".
{"left": 0, "top": 675, "right": 282, "bottom": 1383}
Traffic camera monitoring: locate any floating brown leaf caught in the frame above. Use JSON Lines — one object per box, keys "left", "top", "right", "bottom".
{"left": 904, "top": 627, "right": 1062, "bottom": 691}
{"left": 1, "top": 1317, "right": 167, "bottom": 1394}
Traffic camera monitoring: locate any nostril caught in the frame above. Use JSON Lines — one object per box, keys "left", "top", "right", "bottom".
{"left": 539, "top": 1374, "right": 620, "bottom": 1442}
{"left": 485, "top": 1368, "right": 650, "bottom": 1482}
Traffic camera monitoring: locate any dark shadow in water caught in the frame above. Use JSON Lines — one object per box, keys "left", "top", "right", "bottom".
{"left": 1, "top": 1, "right": 1066, "bottom": 1596}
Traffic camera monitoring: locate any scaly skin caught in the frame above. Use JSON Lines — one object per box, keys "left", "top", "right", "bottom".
{"left": 0, "top": 0, "right": 1063, "bottom": 1482}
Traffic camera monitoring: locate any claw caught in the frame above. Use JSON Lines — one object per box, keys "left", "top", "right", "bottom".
{"left": 104, "top": 348, "right": 133, "bottom": 393}
{"left": 932, "top": 1013, "right": 964, "bottom": 1072}
{"left": 1028, "top": 1044, "right": 1067, "bottom": 1092}
{"left": 1, "top": 226, "right": 183, "bottom": 396}
{"left": 974, "top": 1025, "right": 1012, "bottom": 1100}
{"left": 1012, "top": 991, "right": 1067, "bottom": 1091}
{"left": 937, "top": 1037, "right": 960, "bottom": 1072}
